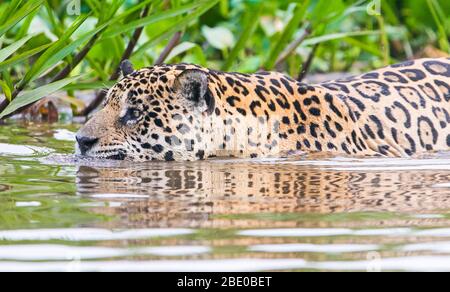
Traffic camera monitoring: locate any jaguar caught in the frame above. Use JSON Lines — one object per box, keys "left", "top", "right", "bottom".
{"left": 76, "top": 58, "right": 450, "bottom": 161}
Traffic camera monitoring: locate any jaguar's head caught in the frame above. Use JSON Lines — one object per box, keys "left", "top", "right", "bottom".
{"left": 76, "top": 61, "right": 215, "bottom": 161}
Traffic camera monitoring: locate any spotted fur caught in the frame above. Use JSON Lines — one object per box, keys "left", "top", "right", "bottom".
{"left": 76, "top": 58, "right": 450, "bottom": 161}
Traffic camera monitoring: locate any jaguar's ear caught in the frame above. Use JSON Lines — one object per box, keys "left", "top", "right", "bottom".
{"left": 174, "top": 69, "right": 214, "bottom": 114}
{"left": 120, "top": 60, "right": 134, "bottom": 76}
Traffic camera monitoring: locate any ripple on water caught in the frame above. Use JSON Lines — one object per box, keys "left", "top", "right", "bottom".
{"left": 0, "top": 143, "right": 53, "bottom": 156}
{"left": 239, "top": 227, "right": 450, "bottom": 238}
{"left": 0, "top": 228, "right": 194, "bottom": 241}
{"left": 249, "top": 243, "right": 380, "bottom": 253}
{"left": 2, "top": 256, "right": 450, "bottom": 272}
{"left": 0, "top": 259, "right": 309, "bottom": 272}
{"left": 238, "top": 228, "right": 413, "bottom": 237}
{"left": 0, "top": 245, "right": 210, "bottom": 261}
{"left": 53, "top": 129, "right": 76, "bottom": 141}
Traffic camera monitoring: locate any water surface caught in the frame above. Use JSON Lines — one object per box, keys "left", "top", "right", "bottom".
{"left": 1, "top": 123, "right": 450, "bottom": 271}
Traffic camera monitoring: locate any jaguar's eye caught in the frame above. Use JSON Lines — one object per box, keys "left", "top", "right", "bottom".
{"left": 121, "top": 108, "right": 142, "bottom": 124}
{"left": 129, "top": 108, "right": 141, "bottom": 119}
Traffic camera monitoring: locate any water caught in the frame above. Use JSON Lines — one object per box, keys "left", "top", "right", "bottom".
{"left": 1, "top": 123, "right": 450, "bottom": 272}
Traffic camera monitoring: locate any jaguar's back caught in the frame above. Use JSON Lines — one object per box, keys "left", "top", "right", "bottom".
{"left": 310, "top": 58, "right": 450, "bottom": 157}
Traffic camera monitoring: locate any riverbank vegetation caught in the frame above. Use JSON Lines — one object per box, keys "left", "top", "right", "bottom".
{"left": 0, "top": 0, "right": 449, "bottom": 121}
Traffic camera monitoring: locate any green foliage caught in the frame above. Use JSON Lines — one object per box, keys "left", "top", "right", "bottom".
{"left": 221, "top": 3, "right": 262, "bottom": 71}
{"left": 426, "top": 0, "right": 449, "bottom": 52}
{"left": 0, "top": 76, "right": 81, "bottom": 118}
{"left": 0, "top": 0, "right": 449, "bottom": 120}
{"left": 0, "top": 35, "right": 35, "bottom": 63}
{"left": 20, "top": 14, "right": 90, "bottom": 87}
{"left": 264, "top": 1, "right": 309, "bottom": 70}
{"left": 0, "top": 0, "right": 44, "bottom": 37}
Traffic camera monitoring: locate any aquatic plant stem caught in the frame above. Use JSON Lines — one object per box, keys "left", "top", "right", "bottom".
{"left": 274, "top": 23, "right": 311, "bottom": 69}
{"left": 51, "top": 34, "right": 101, "bottom": 82}
{"left": 297, "top": 43, "right": 318, "bottom": 82}
{"left": 0, "top": 33, "right": 103, "bottom": 119}
{"left": 0, "top": 84, "right": 22, "bottom": 116}
{"left": 154, "top": 31, "right": 182, "bottom": 65}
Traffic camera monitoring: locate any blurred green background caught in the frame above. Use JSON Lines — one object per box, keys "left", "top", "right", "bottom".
{"left": 0, "top": 0, "right": 449, "bottom": 120}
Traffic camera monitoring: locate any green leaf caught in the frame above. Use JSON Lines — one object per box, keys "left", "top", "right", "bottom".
{"left": 0, "top": 80, "right": 12, "bottom": 102}
{"left": 102, "top": 1, "right": 205, "bottom": 39}
{"left": 0, "top": 0, "right": 24, "bottom": 25}
{"left": 0, "top": 76, "right": 81, "bottom": 119}
{"left": 202, "top": 26, "right": 235, "bottom": 50}
{"left": 0, "top": 34, "right": 34, "bottom": 63}
{"left": 16, "top": 9, "right": 38, "bottom": 39}
{"left": 0, "top": 0, "right": 23, "bottom": 26}
{"left": 2, "top": 71, "right": 13, "bottom": 91}
{"left": 135, "top": 0, "right": 220, "bottom": 57}
{"left": 222, "top": 4, "right": 262, "bottom": 71}
{"left": 0, "top": 43, "right": 51, "bottom": 73}
{"left": 165, "top": 42, "right": 198, "bottom": 63}
{"left": 20, "top": 14, "right": 90, "bottom": 86}
{"left": 181, "top": 46, "right": 207, "bottom": 66}
{"left": 17, "top": 0, "right": 154, "bottom": 86}
{"left": 43, "top": 1, "right": 61, "bottom": 37}
{"left": 0, "top": 0, "right": 44, "bottom": 37}
{"left": 63, "top": 81, "right": 116, "bottom": 91}
{"left": 86, "top": 57, "right": 110, "bottom": 80}
{"left": 300, "top": 30, "right": 381, "bottom": 47}
{"left": 427, "top": 0, "right": 450, "bottom": 52}
{"left": 85, "top": 0, "right": 102, "bottom": 17}
{"left": 343, "top": 37, "right": 383, "bottom": 57}
{"left": 264, "top": 1, "right": 310, "bottom": 69}
{"left": 103, "top": 0, "right": 155, "bottom": 28}
{"left": 38, "top": 23, "right": 108, "bottom": 76}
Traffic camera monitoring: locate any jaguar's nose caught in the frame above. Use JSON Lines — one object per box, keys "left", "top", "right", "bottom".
{"left": 76, "top": 136, "right": 99, "bottom": 155}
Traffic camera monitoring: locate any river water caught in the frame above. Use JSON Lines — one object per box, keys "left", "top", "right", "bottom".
{"left": 1, "top": 123, "right": 450, "bottom": 271}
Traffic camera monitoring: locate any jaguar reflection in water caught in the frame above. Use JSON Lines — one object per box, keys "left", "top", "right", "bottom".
{"left": 75, "top": 158, "right": 450, "bottom": 228}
